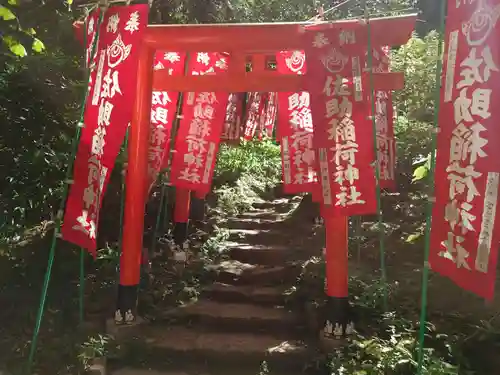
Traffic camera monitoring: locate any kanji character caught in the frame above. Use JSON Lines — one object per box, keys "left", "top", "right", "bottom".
{"left": 186, "top": 137, "right": 208, "bottom": 153}
{"left": 151, "top": 107, "right": 168, "bottom": 125}
{"left": 457, "top": 46, "right": 499, "bottom": 89}
{"left": 124, "top": 11, "right": 140, "bottom": 34}
{"left": 91, "top": 127, "right": 106, "bottom": 156}
{"left": 335, "top": 185, "right": 365, "bottom": 207}
{"left": 189, "top": 118, "right": 211, "bottom": 138}
{"left": 106, "top": 14, "right": 120, "bottom": 34}
{"left": 101, "top": 70, "right": 122, "bottom": 99}
{"left": 288, "top": 93, "right": 300, "bottom": 111}
{"left": 446, "top": 162, "right": 482, "bottom": 202}
{"left": 439, "top": 231, "right": 471, "bottom": 270}
{"left": 332, "top": 141, "right": 359, "bottom": 165}
{"left": 471, "top": 88, "right": 492, "bottom": 119}
{"left": 453, "top": 88, "right": 474, "bottom": 124}
{"left": 194, "top": 103, "right": 215, "bottom": 119}
{"left": 179, "top": 168, "right": 201, "bottom": 183}
{"left": 152, "top": 91, "right": 171, "bottom": 106}
{"left": 291, "top": 131, "right": 313, "bottom": 150}
{"left": 150, "top": 128, "right": 166, "bottom": 145}
{"left": 335, "top": 117, "right": 356, "bottom": 143}
{"left": 299, "top": 92, "right": 310, "bottom": 108}
{"left": 98, "top": 100, "right": 113, "bottom": 127}
{"left": 148, "top": 146, "right": 162, "bottom": 163}
{"left": 324, "top": 75, "right": 350, "bottom": 97}
{"left": 164, "top": 52, "right": 181, "bottom": 63}
{"left": 197, "top": 53, "right": 211, "bottom": 66}
{"left": 339, "top": 30, "right": 356, "bottom": 45}
{"left": 196, "top": 92, "right": 217, "bottom": 104}
{"left": 88, "top": 161, "right": 100, "bottom": 184}
{"left": 334, "top": 164, "right": 359, "bottom": 185}
{"left": 184, "top": 152, "right": 204, "bottom": 167}
{"left": 290, "top": 107, "right": 313, "bottom": 130}
{"left": 313, "top": 32, "right": 329, "bottom": 48}
{"left": 83, "top": 184, "right": 97, "bottom": 209}
{"left": 450, "top": 122, "right": 488, "bottom": 164}
{"left": 445, "top": 199, "right": 477, "bottom": 234}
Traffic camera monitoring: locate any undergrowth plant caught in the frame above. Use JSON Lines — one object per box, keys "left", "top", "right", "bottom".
{"left": 214, "top": 139, "right": 281, "bottom": 214}
{"left": 296, "top": 258, "right": 479, "bottom": 375}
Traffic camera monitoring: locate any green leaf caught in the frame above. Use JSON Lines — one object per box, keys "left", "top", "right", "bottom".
{"left": 10, "top": 43, "right": 27, "bottom": 57}
{"left": 26, "top": 28, "right": 36, "bottom": 35}
{"left": 32, "top": 38, "right": 45, "bottom": 53}
{"left": 0, "top": 6, "right": 16, "bottom": 20}
{"left": 7, "top": 0, "right": 17, "bottom": 5}
{"left": 412, "top": 165, "right": 428, "bottom": 182}
{"left": 406, "top": 233, "right": 421, "bottom": 243}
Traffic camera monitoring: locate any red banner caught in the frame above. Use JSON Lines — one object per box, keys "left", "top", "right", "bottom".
{"left": 61, "top": 5, "right": 149, "bottom": 253}
{"left": 170, "top": 52, "right": 230, "bottom": 195}
{"left": 256, "top": 93, "right": 269, "bottom": 140}
{"left": 305, "top": 27, "right": 377, "bottom": 216}
{"left": 429, "top": 0, "right": 500, "bottom": 300}
{"left": 370, "top": 47, "right": 396, "bottom": 190}
{"left": 243, "top": 92, "right": 264, "bottom": 140}
{"left": 147, "top": 51, "right": 186, "bottom": 195}
{"left": 221, "top": 93, "right": 244, "bottom": 143}
{"left": 276, "top": 50, "right": 317, "bottom": 194}
{"left": 263, "top": 92, "right": 277, "bottom": 138}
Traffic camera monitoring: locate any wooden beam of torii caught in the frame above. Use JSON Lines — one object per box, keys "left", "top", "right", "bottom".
{"left": 151, "top": 15, "right": 417, "bottom": 92}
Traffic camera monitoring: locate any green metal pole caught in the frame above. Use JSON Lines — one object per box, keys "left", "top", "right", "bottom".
{"left": 26, "top": 10, "right": 104, "bottom": 374}
{"left": 79, "top": 248, "right": 85, "bottom": 325}
{"left": 365, "top": 5, "right": 388, "bottom": 311}
{"left": 118, "top": 128, "right": 129, "bottom": 252}
{"left": 416, "top": 0, "right": 447, "bottom": 373}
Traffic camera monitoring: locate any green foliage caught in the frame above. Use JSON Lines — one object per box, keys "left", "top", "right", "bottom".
{"left": 392, "top": 31, "right": 440, "bottom": 121}
{"left": 390, "top": 32, "right": 440, "bottom": 191}
{"left": 327, "top": 320, "right": 460, "bottom": 375}
{"left": 296, "top": 264, "right": 473, "bottom": 374}
{"left": 78, "top": 334, "right": 114, "bottom": 370}
{"left": 200, "top": 225, "right": 230, "bottom": 260}
{"left": 0, "top": 1, "right": 47, "bottom": 57}
{"left": 0, "top": 57, "right": 80, "bottom": 240}
{"left": 214, "top": 140, "right": 282, "bottom": 214}
{"left": 215, "top": 139, "right": 282, "bottom": 184}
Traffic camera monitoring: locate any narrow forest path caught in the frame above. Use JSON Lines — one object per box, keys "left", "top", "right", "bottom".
{"left": 108, "top": 196, "right": 322, "bottom": 375}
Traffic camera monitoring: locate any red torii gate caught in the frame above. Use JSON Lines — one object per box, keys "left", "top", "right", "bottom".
{"left": 117, "top": 15, "right": 417, "bottom": 331}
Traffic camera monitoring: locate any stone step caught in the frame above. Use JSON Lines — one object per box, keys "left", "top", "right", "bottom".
{"left": 228, "top": 244, "right": 292, "bottom": 266}
{"left": 224, "top": 218, "right": 281, "bottom": 231}
{"left": 158, "top": 300, "right": 299, "bottom": 335}
{"left": 207, "top": 260, "right": 301, "bottom": 286}
{"left": 117, "top": 326, "right": 312, "bottom": 372}
{"left": 203, "top": 283, "right": 288, "bottom": 306}
{"left": 111, "top": 363, "right": 308, "bottom": 375}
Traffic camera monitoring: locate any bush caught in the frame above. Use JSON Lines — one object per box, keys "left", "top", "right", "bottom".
{"left": 213, "top": 139, "right": 282, "bottom": 214}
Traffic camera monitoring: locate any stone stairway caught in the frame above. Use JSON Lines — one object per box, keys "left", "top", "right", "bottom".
{"left": 109, "top": 197, "right": 320, "bottom": 375}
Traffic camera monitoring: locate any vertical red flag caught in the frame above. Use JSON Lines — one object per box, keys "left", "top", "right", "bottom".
{"left": 146, "top": 51, "right": 186, "bottom": 195}
{"left": 370, "top": 47, "right": 396, "bottom": 190}
{"left": 304, "top": 27, "right": 377, "bottom": 216}
{"left": 61, "top": 5, "right": 149, "bottom": 254}
{"left": 243, "top": 92, "right": 264, "bottom": 140}
{"left": 429, "top": 0, "right": 500, "bottom": 300}
{"left": 276, "top": 50, "right": 317, "bottom": 194}
{"left": 263, "top": 92, "right": 278, "bottom": 138}
{"left": 170, "top": 52, "right": 230, "bottom": 196}
{"left": 221, "top": 93, "right": 244, "bottom": 143}
{"left": 256, "top": 93, "right": 267, "bottom": 140}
